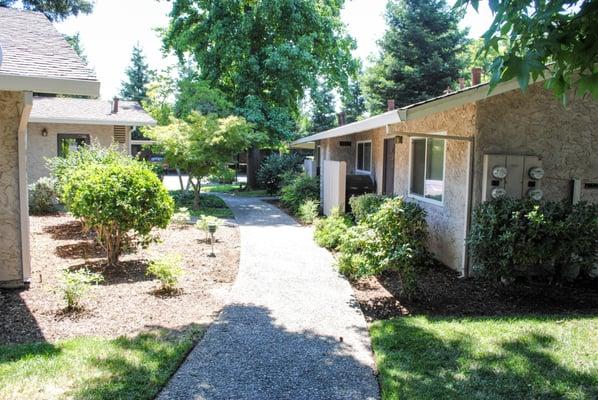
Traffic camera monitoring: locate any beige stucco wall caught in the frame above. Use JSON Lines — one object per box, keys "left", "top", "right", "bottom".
{"left": 475, "top": 84, "right": 598, "bottom": 204}
{"left": 27, "top": 123, "right": 130, "bottom": 182}
{"left": 0, "top": 90, "right": 25, "bottom": 286}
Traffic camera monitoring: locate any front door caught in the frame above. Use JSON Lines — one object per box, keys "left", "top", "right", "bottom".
{"left": 383, "top": 138, "right": 395, "bottom": 195}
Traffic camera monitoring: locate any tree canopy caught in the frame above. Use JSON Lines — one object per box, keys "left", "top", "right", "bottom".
{"left": 163, "top": 0, "right": 358, "bottom": 144}
{"left": 456, "top": 0, "right": 598, "bottom": 101}
{"left": 0, "top": 0, "right": 92, "bottom": 21}
{"left": 342, "top": 80, "right": 367, "bottom": 123}
{"left": 363, "top": 0, "right": 469, "bottom": 112}
{"left": 64, "top": 32, "right": 88, "bottom": 64}
{"left": 120, "top": 44, "right": 154, "bottom": 103}
{"left": 308, "top": 85, "right": 337, "bottom": 134}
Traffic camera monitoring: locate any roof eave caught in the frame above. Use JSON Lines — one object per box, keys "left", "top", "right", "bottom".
{"left": 0, "top": 73, "right": 100, "bottom": 97}
{"left": 28, "top": 116, "right": 157, "bottom": 126}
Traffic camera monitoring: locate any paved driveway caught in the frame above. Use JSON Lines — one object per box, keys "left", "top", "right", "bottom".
{"left": 158, "top": 196, "right": 379, "bottom": 400}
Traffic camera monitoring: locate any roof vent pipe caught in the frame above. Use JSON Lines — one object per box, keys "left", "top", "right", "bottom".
{"left": 471, "top": 68, "right": 482, "bottom": 86}
{"left": 387, "top": 99, "right": 395, "bottom": 111}
{"left": 112, "top": 97, "right": 119, "bottom": 114}
{"left": 337, "top": 111, "right": 346, "bottom": 126}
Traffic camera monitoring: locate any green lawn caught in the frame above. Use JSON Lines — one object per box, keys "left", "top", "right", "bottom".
{"left": 169, "top": 190, "right": 234, "bottom": 218}
{"left": 371, "top": 315, "right": 598, "bottom": 400}
{"left": 201, "top": 184, "right": 268, "bottom": 197}
{"left": 0, "top": 328, "right": 201, "bottom": 400}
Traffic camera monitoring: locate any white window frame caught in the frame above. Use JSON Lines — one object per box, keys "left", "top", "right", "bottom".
{"left": 355, "top": 140, "right": 372, "bottom": 174}
{"left": 408, "top": 136, "right": 447, "bottom": 206}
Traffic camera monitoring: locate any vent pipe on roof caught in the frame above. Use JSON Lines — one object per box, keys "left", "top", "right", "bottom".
{"left": 337, "top": 111, "right": 346, "bottom": 126}
{"left": 112, "top": 97, "right": 119, "bottom": 114}
{"left": 387, "top": 99, "right": 395, "bottom": 111}
{"left": 471, "top": 68, "right": 482, "bottom": 86}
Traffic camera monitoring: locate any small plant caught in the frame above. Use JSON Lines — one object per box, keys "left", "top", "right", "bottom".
{"left": 313, "top": 207, "right": 353, "bottom": 250}
{"left": 297, "top": 199, "right": 319, "bottom": 224}
{"left": 280, "top": 173, "right": 320, "bottom": 214}
{"left": 28, "top": 177, "right": 58, "bottom": 215}
{"left": 195, "top": 215, "right": 222, "bottom": 240}
{"left": 147, "top": 254, "right": 184, "bottom": 293}
{"left": 349, "top": 193, "right": 387, "bottom": 222}
{"left": 171, "top": 207, "right": 191, "bottom": 225}
{"left": 257, "top": 153, "right": 303, "bottom": 194}
{"left": 56, "top": 269, "right": 103, "bottom": 310}
{"left": 209, "top": 167, "right": 236, "bottom": 184}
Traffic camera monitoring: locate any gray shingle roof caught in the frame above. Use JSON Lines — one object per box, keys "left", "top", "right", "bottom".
{"left": 0, "top": 7, "right": 96, "bottom": 81}
{"left": 30, "top": 96, "right": 156, "bottom": 126}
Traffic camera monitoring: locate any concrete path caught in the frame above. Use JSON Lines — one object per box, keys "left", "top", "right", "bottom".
{"left": 158, "top": 196, "right": 379, "bottom": 400}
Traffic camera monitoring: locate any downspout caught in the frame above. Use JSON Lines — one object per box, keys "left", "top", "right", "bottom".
{"left": 18, "top": 91, "right": 33, "bottom": 284}
{"left": 462, "top": 136, "right": 475, "bottom": 278}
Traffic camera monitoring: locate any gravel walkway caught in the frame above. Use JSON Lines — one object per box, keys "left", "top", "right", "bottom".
{"left": 158, "top": 196, "right": 379, "bottom": 400}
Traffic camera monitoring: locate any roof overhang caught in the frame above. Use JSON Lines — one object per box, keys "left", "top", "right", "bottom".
{"left": 0, "top": 73, "right": 100, "bottom": 97}
{"left": 28, "top": 116, "right": 157, "bottom": 126}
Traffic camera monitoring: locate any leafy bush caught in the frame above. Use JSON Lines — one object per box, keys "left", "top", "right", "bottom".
{"left": 313, "top": 207, "right": 353, "bottom": 250}
{"left": 147, "top": 254, "right": 184, "bottom": 292}
{"left": 468, "top": 199, "right": 598, "bottom": 281}
{"left": 297, "top": 199, "right": 319, "bottom": 224}
{"left": 56, "top": 269, "right": 103, "bottom": 310}
{"left": 171, "top": 207, "right": 191, "bottom": 225}
{"left": 257, "top": 153, "right": 303, "bottom": 194}
{"left": 338, "top": 197, "right": 428, "bottom": 297}
{"left": 195, "top": 215, "right": 222, "bottom": 240}
{"left": 209, "top": 167, "right": 236, "bottom": 184}
{"left": 349, "top": 193, "right": 387, "bottom": 222}
{"left": 170, "top": 191, "right": 228, "bottom": 209}
{"left": 280, "top": 174, "right": 320, "bottom": 214}
{"left": 61, "top": 149, "right": 174, "bottom": 265}
{"left": 28, "top": 177, "right": 57, "bottom": 215}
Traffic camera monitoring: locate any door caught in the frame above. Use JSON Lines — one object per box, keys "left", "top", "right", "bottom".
{"left": 383, "top": 138, "right": 395, "bottom": 195}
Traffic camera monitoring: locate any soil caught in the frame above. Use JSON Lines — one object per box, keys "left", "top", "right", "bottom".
{"left": 0, "top": 213, "right": 240, "bottom": 344}
{"left": 352, "top": 263, "right": 598, "bottom": 322}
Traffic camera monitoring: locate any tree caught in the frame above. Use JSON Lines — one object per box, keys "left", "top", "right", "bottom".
{"left": 143, "top": 69, "right": 176, "bottom": 126}
{"left": 459, "top": 38, "right": 504, "bottom": 86}
{"left": 174, "top": 68, "right": 233, "bottom": 118}
{"left": 148, "top": 113, "right": 264, "bottom": 208}
{"left": 342, "top": 80, "right": 366, "bottom": 123}
{"left": 456, "top": 0, "right": 598, "bottom": 102}
{"left": 163, "top": 0, "right": 358, "bottom": 187}
{"left": 64, "top": 32, "right": 88, "bottom": 64}
{"left": 363, "top": 0, "right": 469, "bottom": 112}
{"left": 120, "top": 44, "right": 154, "bottom": 103}
{"left": 308, "top": 85, "right": 337, "bottom": 134}
{"left": 0, "top": 0, "right": 93, "bottom": 21}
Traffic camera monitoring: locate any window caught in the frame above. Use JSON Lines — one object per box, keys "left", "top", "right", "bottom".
{"left": 130, "top": 127, "right": 157, "bottom": 160}
{"left": 57, "top": 134, "right": 90, "bottom": 157}
{"left": 410, "top": 137, "right": 445, "bottom": 203}
{"left": 356, "top": 141, "right": 372, "bottom": 173}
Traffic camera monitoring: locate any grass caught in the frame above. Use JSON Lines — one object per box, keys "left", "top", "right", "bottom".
{"left": 0, "top": 327, "right": 202, "bottom": 400}
{"left": 201, "top": 183, "right": 268, "bottom": 197}
{"left": 169, "top": 190, "right": 234, "bottom": 218}
{"left": 371, "top": 315, "right": 598, "bottom": 400}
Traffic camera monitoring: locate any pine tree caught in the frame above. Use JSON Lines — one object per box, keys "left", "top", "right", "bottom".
{"left": 363, "top": 0, "right": 468, "bottom": 113}
{"left": 120, "top": 45, "right": 154, "bottom": 102}
{"left": 342, "top": 80, "right": 366, "bottom": 123}
{"left": 309, "top": 85, "right": 337, "bottom": 134}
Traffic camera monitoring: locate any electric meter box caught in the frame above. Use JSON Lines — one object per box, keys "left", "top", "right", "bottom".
{"left": 482, "top": 154, "right": 544, "bottom": 201}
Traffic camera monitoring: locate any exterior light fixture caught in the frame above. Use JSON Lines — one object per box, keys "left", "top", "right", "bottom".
{"left": 41, "top": 128, "right": 48, "bottom": 137}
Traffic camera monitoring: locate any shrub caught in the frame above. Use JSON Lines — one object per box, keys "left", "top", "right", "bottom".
{"left": 171, "top": 207, "right": 191, "bottom": 225}
{"left": 147, "top": 254, "right": 184, "bottom": 292}
{"left": 313, "top": 207, "right": 353, "bottom": 250}
{"left": 28, "top": 177, "right": 57, "bottom": 215}
{"left": 209, "top": 167, "right": 236, "bottom": 184}
{"left": 280, "top": 174, "right": 320, "bottom": 214}
{"left": 297, "top": 199, "right": 319, "bottom": 224}
{"left": 257, "top": 153, "right": 303, "bottom": 194}
{"left": 195, "top": 215, "right": 222, "bottom": 240}
{"left": 349, "top": 193, "right": 387, "bottom": 222}
{"left": 56, "top": 269, "right": 103, "bottom": 310}
{"left": 468, "top": 199, "right": 598, "bottom": 281}
{"left": 61, "top": 152, "right": 174, "bottom": 266}
{"left": 338, "top": 197, "right": 428, "bottom": 297}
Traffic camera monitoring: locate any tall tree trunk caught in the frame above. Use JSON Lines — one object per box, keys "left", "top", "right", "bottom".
{"left": 176, "top": 168, "right": 185, "bottom": 191}
{"left": 246, "top": 147, "right": 260, "bottom": 189}
{"left": 191, "top": 178, "right": 201, "bottom": 210}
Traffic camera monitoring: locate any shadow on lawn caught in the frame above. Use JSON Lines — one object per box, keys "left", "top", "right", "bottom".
{"left": 373, "top": 315, "right": 598, "bottom": 400}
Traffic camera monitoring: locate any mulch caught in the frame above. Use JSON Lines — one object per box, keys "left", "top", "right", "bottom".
{"left": 352, "top": 264, "right": 598, "bottom": 322}
{"left": 0, "top": 213, "right": 240, "bottom": 344}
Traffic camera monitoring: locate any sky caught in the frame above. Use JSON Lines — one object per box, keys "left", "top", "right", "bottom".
{"left": 55, "top": 0, "right": 495, "bottom": 99}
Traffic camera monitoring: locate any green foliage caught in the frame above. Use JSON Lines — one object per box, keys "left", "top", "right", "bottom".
{"left": 55, "top": 269, "right": 103, "bottom": 310}
{"left": 280, "top": 174, "right": 320, "bottom": 214}
{"left": 456, "top": 0, "right": 598, "bottom": 102}
{"left": 257, "top": 153, "right": 303, "bottom": 194}
{"left": 313, "top": 208, "right": 353, "bottom": 250}
{"left": 60, "top": 150, "right": 174, "bottom": 265}
{"left": 143, "top": 69, "right": 176, "bottom": 126}
{"left": 169, "top": 191, "right": 232, "bottom": 218}
{"left": 147, "top": 254, "right": 184, "bottom": 292}
{"left": 459, "top": 38, "right": 504, "bottom": 85}
{"left": 174, "top": 68, "right": 233, "bottom": 118}
{"left": 64, "top": 32, "right": 88, "bottom": 64}
{"left": 468, "top": 199, "right": 598, "bottom": 281}
{"left": 120, "top": 44, "right": 154, "bottom": 102}
{"left": 363, "top": 0, "right": 468, "bottom": 112}
{"left": 297, "top": 199, "right": 319, "bottom": 224}
{"left": 308, "top": 84, "right": 337, "bottom": 134}
{"left": 0, "top": 0, "right": 93, "bottom": 21}
{"left": 163, "top": 0, "right": 358, "bottom": 144}
{"left": 348, "top": 193, "right": 387, "bottom": 223}
{"left": 28, "top": 177, "right": 57, "bottom": 215}
{"left": 338, "top": 197, "right": 428, "bottom": 296}
{"left": 171, "top": 207, "right": 191, "bottom": 225}
{"left": 209, "top": 167, "right": 236, "bottom": 184}
{"left": 342, "top": 79, "right": 367, "bottom": 123}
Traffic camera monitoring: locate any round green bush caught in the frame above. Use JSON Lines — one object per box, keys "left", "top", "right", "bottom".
{"left": 28, "top": 177, "right": 57, "bottom": 215}
{"left": 280, "top": 174, "right": 320, "bottom": 214}
{"left": 348, "top": 193, "right": 387, "bottom": 222}
{"left": 313, "top": 208, "right": 353, "bottom": 250}
{"left": 257, "top": 153, "right": 303, "bottom": 194}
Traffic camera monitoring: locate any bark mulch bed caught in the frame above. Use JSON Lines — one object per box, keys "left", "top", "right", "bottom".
{"left": 352, "top": 264, "right": 598, "bottom": 322}
{"left": 0, "top": 213, "right": 240, "bottom": 344}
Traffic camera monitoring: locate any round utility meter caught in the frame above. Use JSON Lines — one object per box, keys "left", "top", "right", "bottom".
{"left": 529, "top": 167, "right": 545, "bottom": 180}
{"left": 492, "top": 166, "right": 508, "bottom": 179}
{"left": 528, "top": 188, "right": 544, "bottom": 201}
{"left": 491, "top": 188, "right": 507, "bottom": 199}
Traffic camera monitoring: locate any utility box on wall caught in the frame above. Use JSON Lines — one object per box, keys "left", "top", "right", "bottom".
{"left": 482, "top": 154, "right": 544, "bottom": 201}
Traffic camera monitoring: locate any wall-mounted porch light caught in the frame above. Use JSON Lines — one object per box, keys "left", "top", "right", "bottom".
{"left": 41, "top": 128, "right": 48, "bottom": 137}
